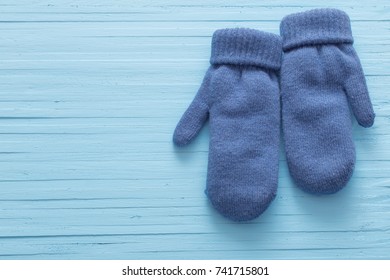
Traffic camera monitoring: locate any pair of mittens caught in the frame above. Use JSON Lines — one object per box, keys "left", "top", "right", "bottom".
{"left": 173, "top": 9, "right": 375, "bottom": 221}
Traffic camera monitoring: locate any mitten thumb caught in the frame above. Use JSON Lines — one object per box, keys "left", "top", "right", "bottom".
{"left": 173, "top": 68, "right": 211, "bottom": 146}
{"left": 344, "top": 62, "right": 375, "bottom": 128}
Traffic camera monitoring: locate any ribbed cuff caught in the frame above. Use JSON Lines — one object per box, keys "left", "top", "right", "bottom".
{"left": 210, "top": 28, "right": 282, "bottom": 70}
{"left": 280, "top": 9, "right": 354, "bottom": 51}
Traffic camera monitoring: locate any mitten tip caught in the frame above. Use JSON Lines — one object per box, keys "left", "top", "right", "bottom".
{"left": 358, "top": 114, "right": 375, "bottom": 128}
{"left": 172, "top": 132, "right": 191, "bottom": 147}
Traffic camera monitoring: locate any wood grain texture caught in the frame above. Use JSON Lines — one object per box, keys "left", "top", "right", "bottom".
{"left": 0, "top": 0, "right": 389, "bottom": 259}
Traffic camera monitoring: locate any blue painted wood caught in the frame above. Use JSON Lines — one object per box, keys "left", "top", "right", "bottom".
{"left": 0, "top": 0, "right": 389, "bottom": 259}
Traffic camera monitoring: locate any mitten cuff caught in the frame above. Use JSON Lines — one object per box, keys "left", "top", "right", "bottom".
{"left": 280, "top": 9, "right": 354, "bottom": 51}
{"left": 210, "top": 28, "right": 282, "bottom": 70}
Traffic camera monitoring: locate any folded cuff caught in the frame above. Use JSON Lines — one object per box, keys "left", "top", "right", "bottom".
{"left": 210, "top": 28, "right": 282, "bottom": 70}
{"left": 280, "top": 9, "right": 354, "bottom": 51}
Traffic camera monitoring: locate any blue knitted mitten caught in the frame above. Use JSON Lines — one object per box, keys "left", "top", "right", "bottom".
{"left": 173, "top": 28, "right": 282, "bottom": 221}
{"left": 280, "top": 9, "right": 375, "bottom": 194}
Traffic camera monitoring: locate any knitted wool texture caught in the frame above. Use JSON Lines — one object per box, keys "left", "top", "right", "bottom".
{"left": 280, "top": 9, "right": 375, "bottom": 194}
{"left": 173, "top": 28, "right": 282, "bottom": 221}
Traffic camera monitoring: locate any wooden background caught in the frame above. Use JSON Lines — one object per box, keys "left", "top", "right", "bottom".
{"left": 0, "top": 0, "right": 389, "bottom": 259}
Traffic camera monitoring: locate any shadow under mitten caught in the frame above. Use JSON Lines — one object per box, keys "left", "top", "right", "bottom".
{"left": 280, "top": 9, "right": 375, "bottom": 194}
{"left": 173, "top": 28, "right": 282, "bottom": 221}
